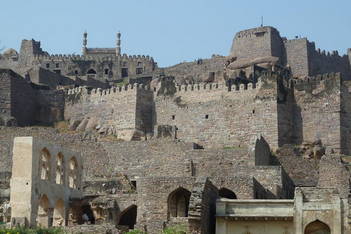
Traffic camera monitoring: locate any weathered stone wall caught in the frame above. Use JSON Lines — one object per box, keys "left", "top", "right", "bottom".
{"left": 155, "top": 74, "right": 292, "bottom": 149}
{"left": 27, "top": 67, "right": 75, "bottom": 89}
{"left": 294, "top": 73, "right": 342, "bottom": 152}
{"left": 162, "top": 55, "right": 227, "bottom": 84}
{"left": 188, "top": 177, "right": 218, "bottom": 234}
{"left": 230, "top": 27, "right": 283, "bottom": 62}
{"left": 65, "top": 85, "right": 154, "bottom": 140}
{"left": 0, "top": 70, "right": 12, "bottom": 123}
{"left": 284, "top": 38, "right": 310, "bottom": 78}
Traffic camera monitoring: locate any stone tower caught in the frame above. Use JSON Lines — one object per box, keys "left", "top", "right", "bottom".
{"left": 348, "top": 48, "right": 351, "bottom": 67}
{"left": 116, "top": 32, "right": 121, "bottom": 56}
{"left": 82, "top": 31, "right": 88, "bottom": 55}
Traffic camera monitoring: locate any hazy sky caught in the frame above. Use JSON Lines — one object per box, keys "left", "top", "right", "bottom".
{"left": 1, "top": 0, "right": 350, "bottom": 67}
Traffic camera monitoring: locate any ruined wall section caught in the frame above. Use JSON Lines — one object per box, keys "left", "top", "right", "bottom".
{"left": 294, "top": 73, "right": 342, "bottom": 152}
{"left": 65, "top": 84, "right": 154, "bottom": 140}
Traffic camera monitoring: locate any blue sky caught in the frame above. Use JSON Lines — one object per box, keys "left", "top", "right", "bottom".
{"left": 1, "top": 0, "right": 350, "bottom": 67}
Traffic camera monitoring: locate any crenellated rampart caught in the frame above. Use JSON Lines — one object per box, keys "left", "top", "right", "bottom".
{"left": 33, "top": 53, "right": 154, "bottom": 62}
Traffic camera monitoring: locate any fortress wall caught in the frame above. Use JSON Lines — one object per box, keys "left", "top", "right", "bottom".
{"left": 8, "top": 71, "right": 37, "bottom": 126}
{"left": 341, "top": 80, "right": 351, "bottom": 154}
{"left": 284, "top": 38, "right": 310, "bottom": 77}
{"left": 0, "top": 71, "right": 12, "bottom": 119}
{"left": 294, "top": 73, "right": 342, "bottom": 152}
{"left": 36, "top": 89, "right": 65, "bottom": 125}
{"left": 155, "top": 77, "right": 288, "bottom": 149}
{"left": 308, "top": 46, "right": 351, "bottom": 79}
{"left": 65, "top": 85, "right": 154, "bottom": 138}
{"left": 230, "top": 27, "right": 280, "bottom": 61}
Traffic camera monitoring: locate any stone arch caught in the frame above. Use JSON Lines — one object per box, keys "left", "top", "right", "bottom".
{"left": 218, "top": 188, "right": 237, "bottom": 199}
{"left": 118, "top": 205, "right": 137, "bottom": 229}
{"left": 40, "top": 148, "right": 51, "bottom": 181}
{"left": 304, "top": 220, "right": 331, "bottom": 234}
{"left": 37, "top": 194, "right": 51, "bottom": 227}
{"left": 168, "top": 187, "right": 191, "bottom": 218}
{"left": 55, "top": 153, "right": 64, "bottom": 185}
{"left": 68, "top": 157, "right": 78, "bottom": 189}
{"left": 53, "top": 199, "right": 65, "bottom": 226}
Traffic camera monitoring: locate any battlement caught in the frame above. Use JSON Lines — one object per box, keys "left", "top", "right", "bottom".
{"left": 175, "top": 79, "right": 262, "bottom": 93}
{"left": 33, "top": 53, "right": 154, "bottom": 62}
{"left": 293, "top": 72, "right": 341, "bottom": 85}
{"left": 66, "top": 83, "right": 152, "bottom": 96}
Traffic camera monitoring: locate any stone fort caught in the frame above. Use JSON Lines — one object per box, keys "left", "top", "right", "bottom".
{"left": 0, "top": 26, "right": 351, "bottom": 234}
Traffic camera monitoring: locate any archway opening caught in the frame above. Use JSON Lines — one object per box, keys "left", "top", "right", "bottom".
{"left": 168, "top": 187, "right": 191, "bottom": 218}
{"left": 53, "top": 199, "right": 65, "bottom": 226}
{"left": 40, "top": 148, "right": 51, "bottom": 181}
{"left": 118, "top": 205, "right": 137, "bottom": 229}
{"left": 56, "top": 153, "right": 64, "bottom": 185}
{"left": 219, "top": 188, "right": 237, "bottom": 199}
{"left": 37, "top": 195, "right": 51, "bottom": 227}
{"left": 81, "top": 204, "right": 95, "bottom": 224}
{"left": 304, "top": 220, "right": 331, "bottom": 234}
{"left": 68, "top": 157, "right": 78, "bottom": 189}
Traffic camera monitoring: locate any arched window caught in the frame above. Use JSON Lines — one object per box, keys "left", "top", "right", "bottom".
{"left": 304, "top": 220, "right": 331, "bottom": 234}
{"left": 218, "top": 188, "right": 237, "bottom": 199}
{"left": 53, "top": 199, "right": 65, "bottom": 227}
{"left": 68, "top": 157, "right": 78, "bottom": 189}
{"left": 37, "top": 194, "right": 51, "bottom": 227}
{"left": 168, "top": 187, "right": 191, "bottom": 218}
{"left": 40, "top": 149, "right": 51, "bottom": 181}
{"left": 56, "top": 153, "right": 64, "bottom": 185}
{"left": 118, "top": 205, "right": 137, "bottom": 229}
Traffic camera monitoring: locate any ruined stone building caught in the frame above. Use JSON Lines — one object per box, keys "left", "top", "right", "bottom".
{"left": 0, "top": 26, "right": 351, "bottom": 233}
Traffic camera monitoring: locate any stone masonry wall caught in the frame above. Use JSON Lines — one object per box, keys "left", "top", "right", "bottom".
{"left": 65, "top": 85, "right": 154, "bottom": 140}
{"left": 230, "top": 27, "right": 283, "bottom": 62}
{"left": 294, "top": 73, "right": 342, "bottom": 152}
{"left": 155, "top": 74, "right": 292, "bottom": 149}
{"left": 284, "top": 38, "right": 310, "bottom": 77}
{"left": 8, "top": 70, "right": 37, "bottom": 126}
{"left": 0, "top": 70, "right": 12, "bottom": 122}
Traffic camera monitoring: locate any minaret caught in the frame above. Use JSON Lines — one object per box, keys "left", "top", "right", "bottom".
{"left": 116, "top": 31, "right": 121, "bottom": 56}
{"left": 82, "top": 31, "right": 88, "bottom": 55}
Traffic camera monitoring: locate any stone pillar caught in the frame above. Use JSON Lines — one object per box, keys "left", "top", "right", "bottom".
{"left": 294, "top": 188, "right": 303, "bottom": 234}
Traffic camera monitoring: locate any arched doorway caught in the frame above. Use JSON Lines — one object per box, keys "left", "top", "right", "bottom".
{"left": 87, "top": 69, "right": 97, "bottom": 78}
{"left": 118, "top": 205, "right": 137, "bottom": 229}
{"left": 168, "top": 187, "right": 191, "bottom": 218}
{"left": 218, "top": 188, "right": 237, "bottom": 199}
{"left": 37, "top": 195, "right": 51, "bottom": 227}
{"left": 81, "top": 204, "right": 95, "bottom": 224}
{"left": 53, "top": 199, "right": 65, "bottom": 226}
{"left": 304, "top": 220, "right": 331, "bottom": 234}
